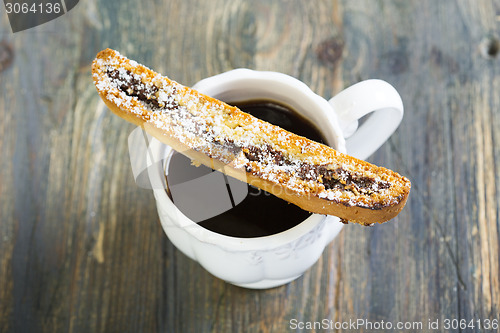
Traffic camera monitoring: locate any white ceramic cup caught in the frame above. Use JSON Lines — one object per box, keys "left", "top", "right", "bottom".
{"left": 144, "top": 69, "right": 403, "bottom": 289}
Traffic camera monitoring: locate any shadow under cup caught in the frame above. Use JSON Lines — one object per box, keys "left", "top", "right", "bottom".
{"left": 164, "top": 100, "right": 329, "bottom": 238}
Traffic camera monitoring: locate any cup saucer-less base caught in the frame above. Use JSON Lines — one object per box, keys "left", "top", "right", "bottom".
{"left": 232, "top": 275, "right": 301, "bottom": 289}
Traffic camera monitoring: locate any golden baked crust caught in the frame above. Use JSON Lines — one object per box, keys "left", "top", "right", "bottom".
{"left": 92, "top": 48, "right": 411, "bottom": 225}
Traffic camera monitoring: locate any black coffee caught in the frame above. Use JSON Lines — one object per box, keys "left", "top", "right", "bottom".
{"left": 165, "top": 100, "right": 326, "bottom": 237}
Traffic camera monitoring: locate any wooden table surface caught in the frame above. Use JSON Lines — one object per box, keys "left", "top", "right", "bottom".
{"left": 1, "top": 1, "right": 500, "bottom": 332}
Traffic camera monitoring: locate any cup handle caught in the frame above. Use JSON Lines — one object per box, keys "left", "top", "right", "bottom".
{"left": 328, "top": 79, "right": 404, "bottom": 160}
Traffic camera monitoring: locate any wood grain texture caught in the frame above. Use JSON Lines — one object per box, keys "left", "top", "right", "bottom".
{"left": 1, "top": 0, "right": 499, "bottom": 332}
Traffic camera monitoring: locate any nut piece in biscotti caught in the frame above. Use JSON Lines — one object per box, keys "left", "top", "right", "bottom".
{"left": 92, "top": 48, "right": 411, "bottom": 225}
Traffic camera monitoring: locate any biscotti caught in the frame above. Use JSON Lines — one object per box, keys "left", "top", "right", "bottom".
{"left": 92, "top": 48, "right": 411, "bottom": 225}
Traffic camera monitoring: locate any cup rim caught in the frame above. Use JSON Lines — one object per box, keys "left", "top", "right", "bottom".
{"left": 148, "top": 68, "right": 346, "bottom": 251}
{"left": 192, "top": 68, "right": 346, "bottom": 153}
